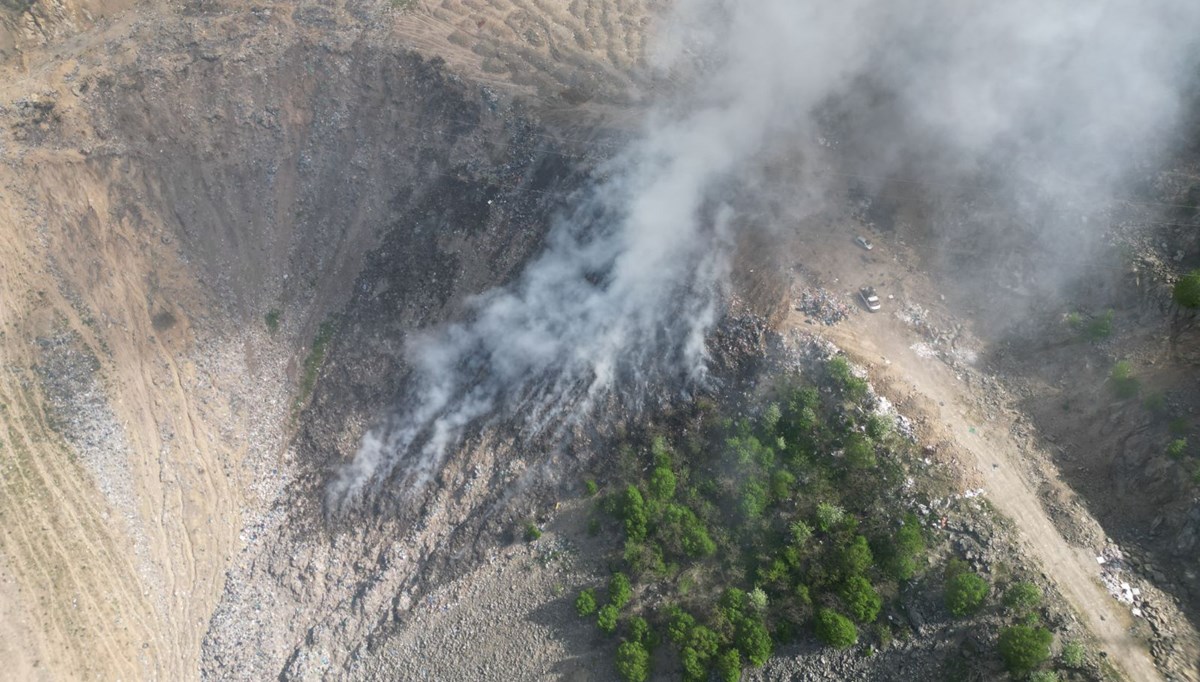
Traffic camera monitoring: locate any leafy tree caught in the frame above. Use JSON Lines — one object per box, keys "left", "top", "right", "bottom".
{"left": 661, "top": 504, "right": 715, "bottom": 558}
{"left": 615, "top": 641, "right": 651, "bottom": 682}
{"left": 1003, "top": 581, "right": 1042, "bottom": 615}
{"left": 1174, "top": 269, "right": 1200, "bottom": 309}
{"left": 735, "top": 617, "right": 772, "bottom": 666}
{"left": 763, "top": 403, "right": 782, "bottom": 432}
{"left": 844, "top": 435, "right": 877, "bottom": 469}
{"left": 597, "top": 604, "right": 619, "bottom": 635}
{"left": 945, "top": 571, "right": 989, "bottom": 617}
{"left": 815, "top": 502, "right": 845, "bottom": 532}
{"left": 715, "top": 648, "right": 742, "bottom": 682}
{"left": 740, "top": 480, "right": 769, "bottom": 519}
{"left": 628, "top": 616, "right": 653, "bottom": 647}
{"left": 668, "top": 608, "right": 697, "bottom": 645}
{"left": 575, "top": 589, "right": 597, "bottom": 616}
{"left": 621, "top": 486, "right": 650, "bottom": 541}
{"left": 770, "top": 469, "right": 796, "bottom": 501}
{"left": 840, "top": 576, "right": 882, "bottom": 623}
{"left": 827, "top": 356, "right": 868, "bottom": 401}
{"left": 747, "top": 587, "right": 768, "bottom": 613}
{"left": 814, "top": 608, "right": 858, "bottom": 648}
{"left": 838, "top": 536, "right": 874, "bottom": 577}
{"left": 623, "top": 540, "right": 666, "bottom": 577}
{"left": 885, "top": 514, "right": 925, "bottom": 580}
{"left": 609, "top": 572, "right": 633, "bottom": 608}
{"left": 680, "top": 647, "right": 706, "bottom": 682}
{"left": 681, "top": 517, "right": 716, "bottom": 558}
{"left": 689, "top": 625, "right": 721, "bottom": 660}
{"left": 790, "top": 520, "right": 814, "bottom": 547}
{"left": 998, "top": 624, "right": 1053, "bottom": 676}
{"left": 1060, "top": 639, "right": 1085, "bottom": 668}
{"left": 649, "top": 465, "right": 677, "bottom": 501}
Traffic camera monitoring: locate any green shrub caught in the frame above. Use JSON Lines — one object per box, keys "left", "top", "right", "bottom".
{"left": 739, "top": 480, "right": 769, "bottom": 519}
{"left": 1109, "top": 361, "right": 1140, "bottom": 399}
{"left": 1003, "top": 581, "right": 1042, "bottom": 614}
{"left": 815, "top": 502, "right": 846, "bottom": 532}
{"left": 628, "top": 616, "right": 652, "bottom": 647}
{"left": 264, "top": 309, "right": 281, "bottom": 333}
{"left": 1143, "top": 392, "right": 1167, "bottom": 413}
{"left": 866, "top": 414, "right": 893, "bottom": 440}
{"left": 1084, "top": 310, "right": 1114, "bottom": 342}
{"left": 886, "top": 514, "right": 926, "bottom": 580}
{"left": 649, "top": 466, "right": 677, "bottom": 501}
{"left": 615, "top": 641, "right": 651, "bottom": 682}
{"left": 1166, "top": 438, "right": 1188, "bottom": 460}
{"left": 1060, "top": 639, "right": 1085, "bottom": 668}
{"left": 1170, "top": 417, "right": 1191, "bottom": 436}
{"left": 715, "top": 649, "right": 742, "bottom": 682}
{"left": 840, "top": 576, "right": 882, "bottom": 623}
{"left": 998, "top": 624, "right": 1053, "bottom": 675}
{"left": 814, "top": 608, "right": 858, "bottom": 648}
{"left": 838, "top": 536, "right": 874, "bottom": 577}
{"left": 597, "top": 604, "right": 619, "bottom": 634}
{"left": 609, "top": 572, "right": 633, "bottom": 609}
{"left": 1174, "top": 269, "right": 1200, "bottom": 309}
{"left": 770, "top": 469, "right": 796, "bottom": 501}
{"left": 667, "top": 607, "right": 696, "bottom": 645}
{"left": 747, "top": 587, "right": 768, "bottom": 613}
{"left": 575, "top": 589, "right": 597, "bottom": 616}
{"left": 735, "top": 617, "right": 772, "bottom": 666}
{"left": 945, "top": 571, "right": 989, "bottom": 617}
{"left": 623, "top": 540, "right": 665, "bottom": 577}
{"left": 790, "top": 520, "right": 814, "bottom": 547}
{"left": 585, "top": 479, "right": 599, "bottom": 496}
{"left": 844, "top": 435, "right": 877, "bottom": 469}
{"left": 523, "top": 523, "right": 542, "bottom": 542}
{"left": 621, "top": 486, "right": 649, "bottom": 541}
{"left": 688, "top": 624, "right": 720, "bottom": 659}
{"left": 679, "top": 647, "right": 706, "bottom": 682}
{"left": 1029, "top": 671, "right": 1058, "bottom": 682}
{"left": 827, "top": 356, "right": 869, "bottom": 401}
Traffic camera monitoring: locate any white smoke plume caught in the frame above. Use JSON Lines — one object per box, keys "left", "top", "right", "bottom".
{"left": 327, "top": 0, "right": 1199, "bottom": 511}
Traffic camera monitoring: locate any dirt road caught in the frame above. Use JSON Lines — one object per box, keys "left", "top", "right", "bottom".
{"left": 785, "top": 227, "right": 1162, "bottom": 681}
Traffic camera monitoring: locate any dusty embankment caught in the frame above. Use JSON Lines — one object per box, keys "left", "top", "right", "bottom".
{"left": 0, "top": 1, "right": 605, "bottom": 678}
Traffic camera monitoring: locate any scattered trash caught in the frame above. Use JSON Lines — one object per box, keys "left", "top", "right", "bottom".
{"left": 795, "top": 287, "right": 851, "bottom": 325}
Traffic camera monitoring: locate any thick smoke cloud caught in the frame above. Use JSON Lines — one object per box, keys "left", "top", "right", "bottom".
{"left": 327, "top": 0, "right": 1199, "bottom": 511}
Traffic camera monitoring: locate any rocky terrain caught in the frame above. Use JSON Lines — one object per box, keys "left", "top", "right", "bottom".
{"left": 0, "top": 1, "right": 1197, "bottom": 681}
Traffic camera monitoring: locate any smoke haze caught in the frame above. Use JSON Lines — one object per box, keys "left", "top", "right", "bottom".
{"left": 327, "top": 0, "right": 1200, "bottom": 511}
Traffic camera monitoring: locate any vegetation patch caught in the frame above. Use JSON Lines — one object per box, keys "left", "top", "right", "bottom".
{"left": 575, "top": 357, "right": 950, "bottom": 680}
{"left": 293, "top": 320, "right": 336, "bottom": 413}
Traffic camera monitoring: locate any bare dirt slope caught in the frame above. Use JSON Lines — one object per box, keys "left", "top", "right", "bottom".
{"left": 0, "top": 1, "right": 614, "bottom": 678}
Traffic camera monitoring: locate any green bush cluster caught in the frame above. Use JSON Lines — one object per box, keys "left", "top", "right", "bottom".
{"left": 580, "top": 363, "right": 939, "bottom": 680}
{"left": 998, "top": 624, "right": 1053, "bottom": 675}
{"left": 944, "top": 571, "right": 989, "bottom": 617}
